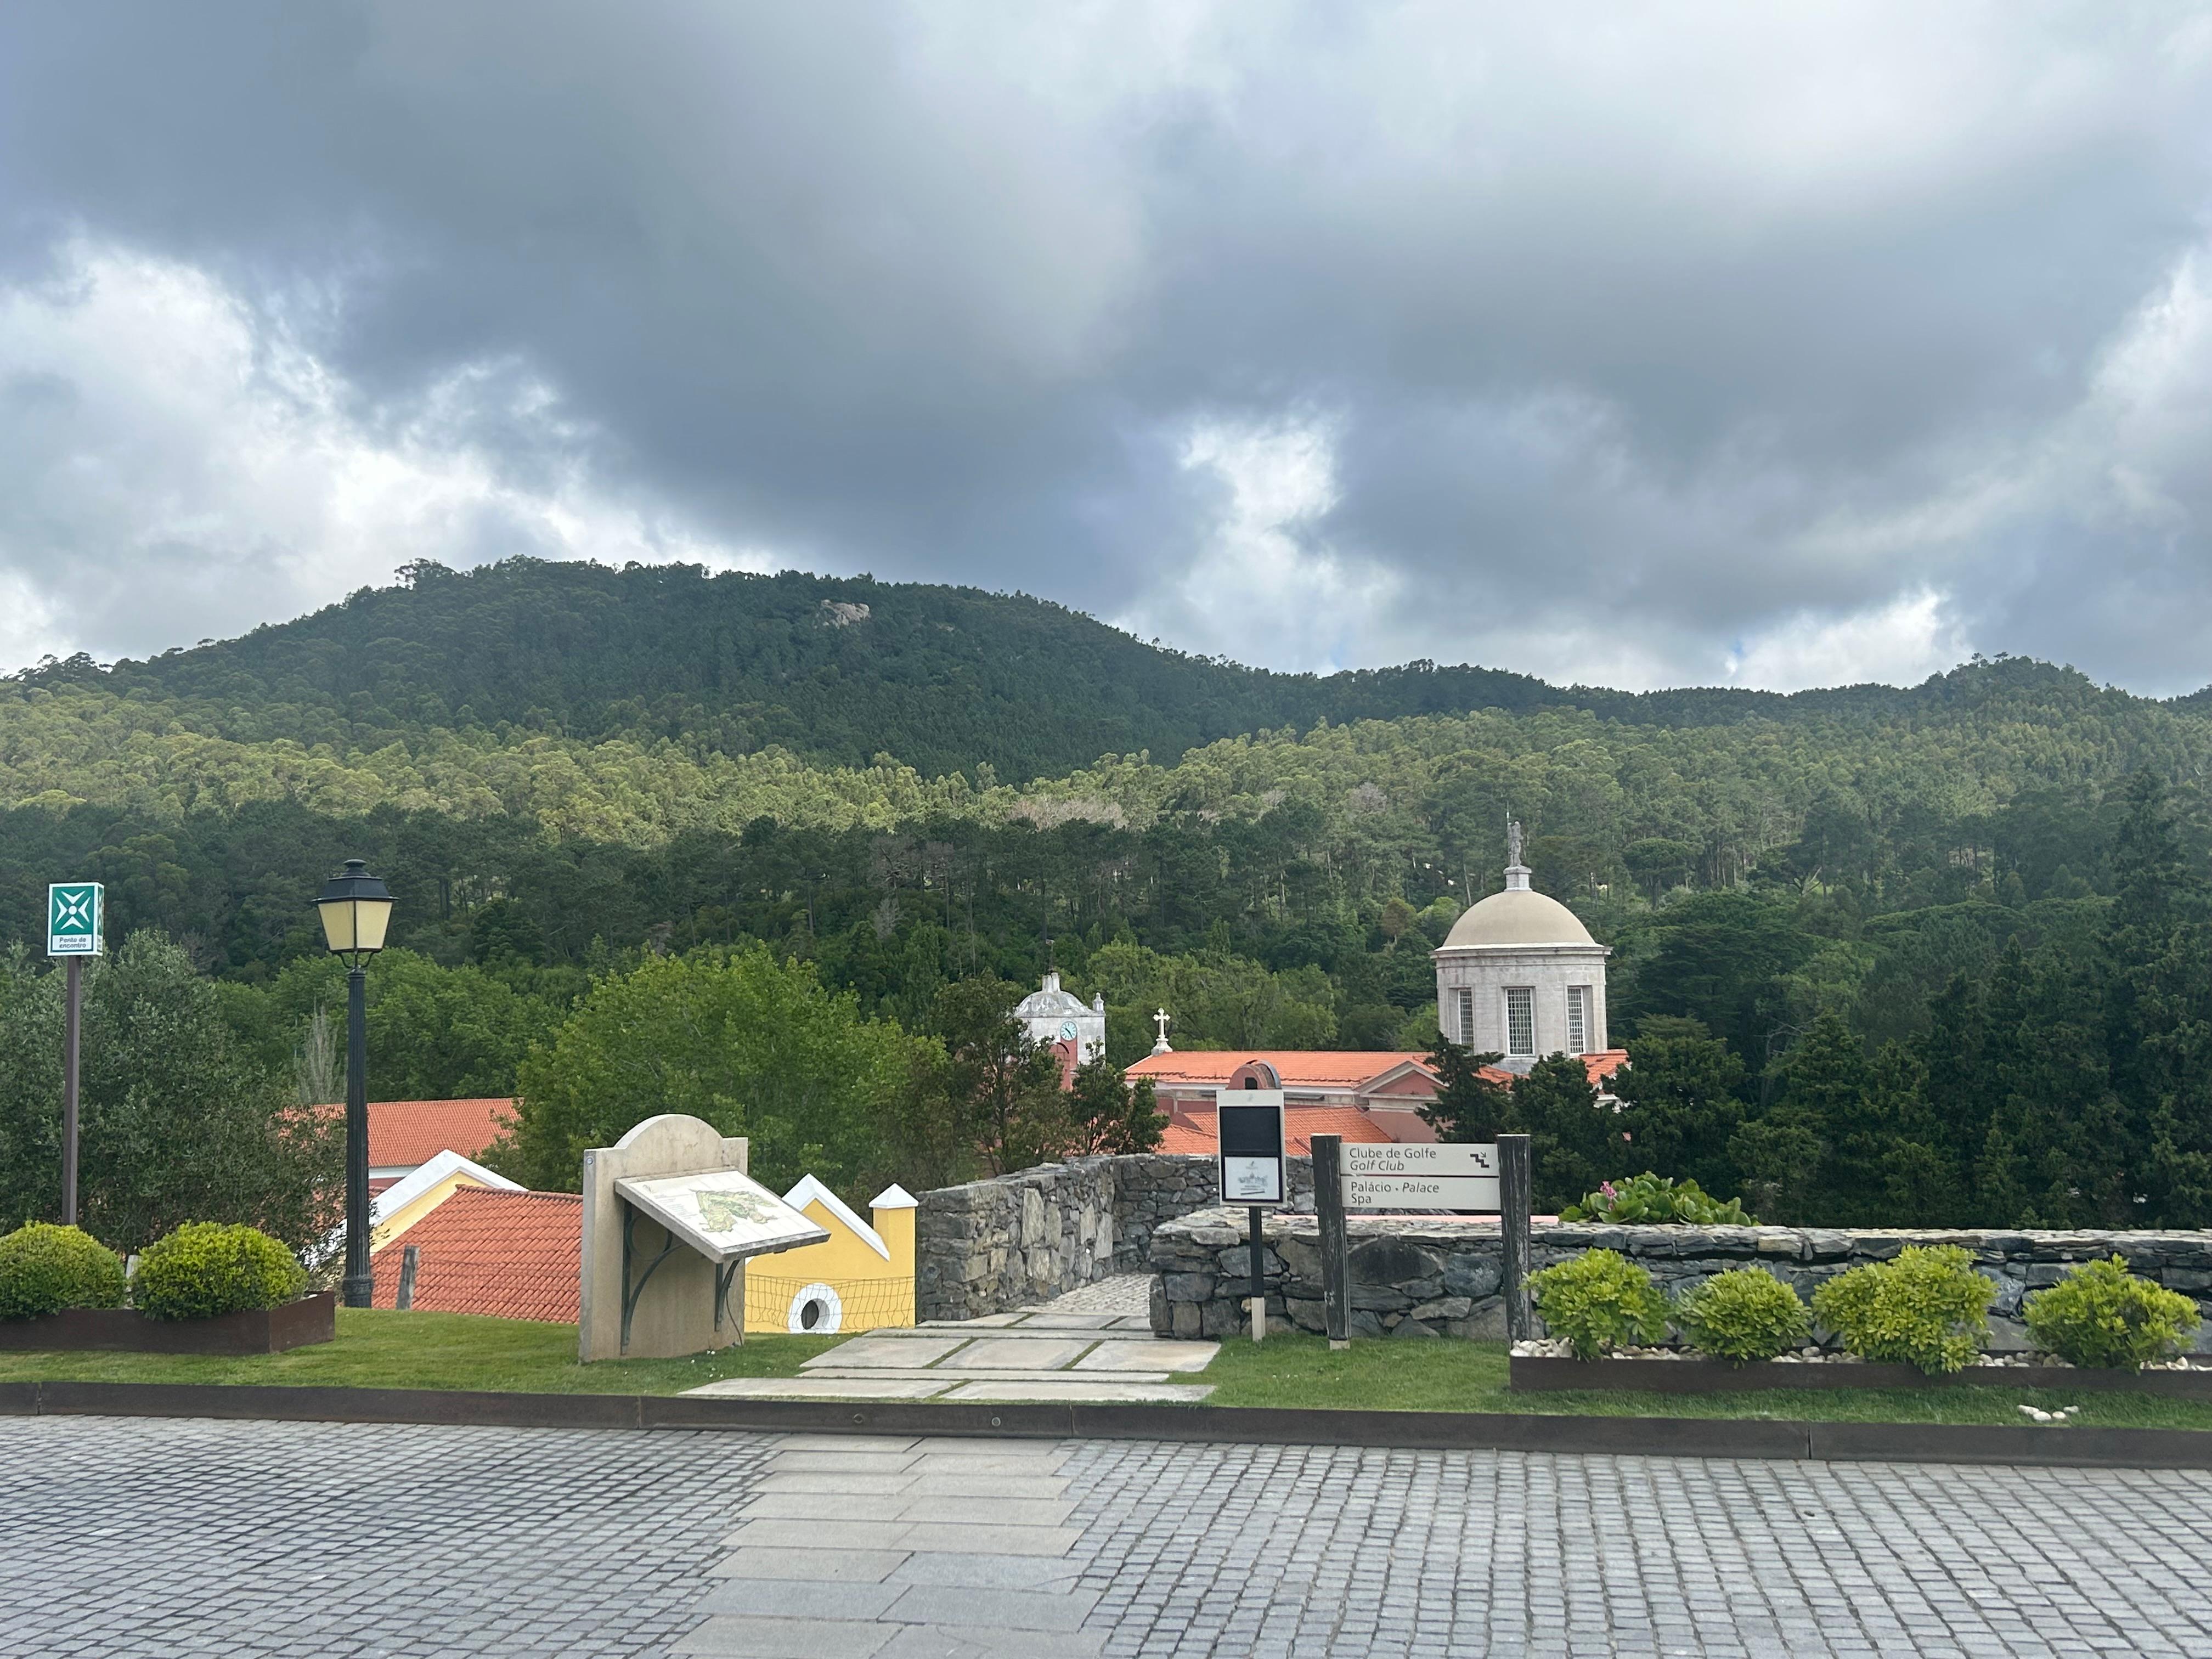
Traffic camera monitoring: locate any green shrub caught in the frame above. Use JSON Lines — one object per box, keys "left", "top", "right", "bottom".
{"left": 1558, "top": 1172, "right": 1757, "bottom": 1225}
{"left": 131, "top": 1222, "right": 307, "bottom": 1321}
{"left": 1673, "top": 1267, "right": 1813, "bottom": 1364}
{"left": 1810, "top": 1245, "right": 1994, "bottom": 1375}
{"left": 2023, "top": 1257, "right": 2201, "bottom": 1371}
{"left": 1527, "top": 1249, "right": 1669, "bottom": 1360}
{"left": 0, "top": 1223, "right": 127, "bottom": 1320}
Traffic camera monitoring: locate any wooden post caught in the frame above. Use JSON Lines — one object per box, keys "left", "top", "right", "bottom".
{"left": 1312, "top": 1133, "right": 1350, "bottom": 1349}
{"left": 1499, "top": 1132, "right": 1532, "bottom": 1342}
{"left": 396, "top": 1244, "right": 420, "bottom": 1311}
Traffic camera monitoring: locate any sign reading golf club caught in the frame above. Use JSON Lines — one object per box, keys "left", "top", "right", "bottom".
{"left": 47, "top": 883, "right": 103, "bottom": 957}
{"left": 1217, "top": 1090, "right": 1286, "bottom": 1205}
{"left": 1343, "top": 1142, "right": 1499, "bottom": 1211}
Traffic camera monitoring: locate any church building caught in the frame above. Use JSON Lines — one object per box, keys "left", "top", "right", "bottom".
{"left": 1013, "top": 969, "right": 1108, "bottom": 1086}
{"left": 1128, "top": 824, "right": 1624, "bottom": 1150}
{"left": 1431, "top": 822, "right": 1611, "bottom": 1074}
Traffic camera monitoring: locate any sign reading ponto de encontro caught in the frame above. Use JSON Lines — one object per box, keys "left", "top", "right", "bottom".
{"left": 47, "top": 883, "right": 103, "bottom": 957}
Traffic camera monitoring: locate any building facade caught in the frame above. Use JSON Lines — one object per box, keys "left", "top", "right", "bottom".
{"left": 1431, "top": 828, "right": 1611, "bottom": 1074}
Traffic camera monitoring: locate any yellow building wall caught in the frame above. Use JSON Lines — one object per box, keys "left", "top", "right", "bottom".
{"left": 743, "top": 1193, "right": 917, "bottom": 1334}
{"left": 370, "top": 1170, "right": 496, "bottom": 1255}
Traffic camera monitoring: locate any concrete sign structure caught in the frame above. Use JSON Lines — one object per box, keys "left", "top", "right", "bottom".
{"left": 1344, "top": 1142, "right": 1500, "bottom": 1211}
{"left": 579, "top": 1114, "right": 826, "bottom": 1362}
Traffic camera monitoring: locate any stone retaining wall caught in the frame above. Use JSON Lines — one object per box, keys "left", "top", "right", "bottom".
{"left": 916, "top": 1153, "right": 1317, "bottom": 1321}
{"left": 1147, "top": 1213, "right": 2212, "bottom": 1348}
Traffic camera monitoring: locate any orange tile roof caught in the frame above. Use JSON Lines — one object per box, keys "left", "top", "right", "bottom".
{"left": 369, "top": 1187, "right": 580, "bottom": 1323}
{"left": 1159, "top": 1105, "right": 1402, "bottom": 1158}
{"left": 1474, "top": 1051, "right": 1630, "bottom": 1090}
{"left": 1128, "top": 1051, "right": 1432, "bottom": 1089}
{"left": 362, "top": 1098, "right": 515, "bottom": 1169}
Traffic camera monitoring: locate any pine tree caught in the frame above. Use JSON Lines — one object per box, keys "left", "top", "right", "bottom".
{"left": 1605, "top": 1016, "right": 1748, "bottom": 1198}
{"left": 1419, "top": 1038, "right": 1516, "bottom": 1143}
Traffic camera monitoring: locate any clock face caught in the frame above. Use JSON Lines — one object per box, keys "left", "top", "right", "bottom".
{"left": 1058, "top": 1020, "right": 1078, "bottom": 1040}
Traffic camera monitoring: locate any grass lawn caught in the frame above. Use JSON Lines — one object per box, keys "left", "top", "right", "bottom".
{"left": 0, "top": 1308, "right": 840, "bottom": 1395}
{"left": 8, "top": 1314, "right": 2212, "bottom": 1431}
{"left": 1197, "top": 1331, "right": 2212, "bottom": 1430}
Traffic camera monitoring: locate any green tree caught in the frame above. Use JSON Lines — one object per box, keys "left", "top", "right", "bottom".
{"left": 1418, "top": 1038, "right": 1515, "bottom": 1143}
{"left": 1605, "top": 1017, "right": 1746, "bottom": 1197}
{"left": 926, "top": 978, "right": 1071, "bottom": 1175}
{"left": 506, "top": 945, "right": 919, "bottom": 1199}
{"left": 1514, "top": 1053, "right": 1624, "bottom": 1213}
{"left": 1069, "top": 1056, "right": 1166, "bottom": 1155}
{"left": 0, "top": 934, "right": 340, "bottom": 1254}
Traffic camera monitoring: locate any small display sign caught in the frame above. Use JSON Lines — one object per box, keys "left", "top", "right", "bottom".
{"left": 47, "top": 883, "right": 103, "bottom": 957}
{"left": 1343, "top": 1141, "right": 1499, "bottom": 1211}
{"left": 1218, "top": 1091, "right": 1286, "bottom": 1206}
{"left": 615, "top": 1167, "right": 831, "bottom": 1263}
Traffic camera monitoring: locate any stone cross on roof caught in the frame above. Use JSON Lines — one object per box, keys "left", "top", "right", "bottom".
{"left": 1151, "top": 1007, "right": 1172, "bottom": 1055}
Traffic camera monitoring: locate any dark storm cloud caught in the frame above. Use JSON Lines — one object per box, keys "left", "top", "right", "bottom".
{"left": 1, "top": 2, "right": 2209, "bottom": 690}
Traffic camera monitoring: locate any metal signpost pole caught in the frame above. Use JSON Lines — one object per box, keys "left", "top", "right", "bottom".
{"left": 47, "top": 881, "right": 101, "bottom": 1228}
{"left": 61, "top": 957, "right": 81, "bottom": 1226}
{"left": 343, "top": 963, "right": 372, "bottom": 1308}
{"left": 1312, "top": 1132, "right": 1350, "bottom": 1349}
{"left": 1246, "top": 1205, "right": 1266, "bottom": 1341}
{"left": 1499, "top": 1132, "right": 1532, "bottom": 1342}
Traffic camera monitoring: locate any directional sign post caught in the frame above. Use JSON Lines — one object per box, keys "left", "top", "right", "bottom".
{"left": 1342, "top": 1142, "right": 1500, "bottom": 1211}
{"left": 1217, "top": 1090, "right": 1286, "bottom": 1342}
{"left": 47, "top": 883, "right": 103, "bottom": 1227}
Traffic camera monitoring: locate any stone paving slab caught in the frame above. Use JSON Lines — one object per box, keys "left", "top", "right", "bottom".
{"left": 690, "top": 1377, "right": 955, "bottom": 1400}
{"left": 802, "top": 1335, "right": 969, "bottom": 1369}
{"left": 941, "top": 1379, "right": 1214, "bottom": 1403}
{"left": 801, "top": 1366, "right": 1172, "bottom": 1384}
{"left": 676, "top": 1613, "right": 893, "bottom": 1657}
{"left": 876, "top": 1624, "right": 1106, "bottom": 1658}
{"left": 712, "top": 1547, "right": 912, "bottom": 1583}
{"left": 1072, "top": 1339, "right": 1219, "bottom": 1373}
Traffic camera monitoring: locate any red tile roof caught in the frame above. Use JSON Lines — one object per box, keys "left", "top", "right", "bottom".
{"left": 1128, "top": 1052, "right": 1434, "bottom": 1090}
{"left": 1474, "top": 1051, "right": 1630, "bottom": 1090}
{"left": 1159, "top": 1105, "right": 1401, "bottom": 1158}
{"left": 361, "top": 1098, "right": 514, "bottom": 1169}
{"left": 369, "top": 1187, "right": 580, "bottom": 1323}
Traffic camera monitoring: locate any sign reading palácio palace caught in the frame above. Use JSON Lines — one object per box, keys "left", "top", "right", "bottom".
{"left": 1343, "top": 1142, "right": 1499, "bottom": 1211}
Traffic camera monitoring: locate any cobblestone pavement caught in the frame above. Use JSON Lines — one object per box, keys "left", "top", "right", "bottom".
{"left": 8, "top": 1415, "right": 2212, "bottom": 1657}
{"left": 1029, "top": 1274, "right": 1153, "bottom": 1316}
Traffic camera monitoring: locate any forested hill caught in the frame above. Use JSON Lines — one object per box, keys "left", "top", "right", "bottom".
{"left": 12, "top": 557, "right": 2172, "bottom": 782}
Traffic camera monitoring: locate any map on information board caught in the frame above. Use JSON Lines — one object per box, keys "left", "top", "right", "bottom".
{"left": 615, "top": 1167, "right": 830, "bottom": 1263}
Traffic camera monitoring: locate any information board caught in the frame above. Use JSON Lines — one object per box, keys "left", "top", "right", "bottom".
{"left": 1217, "top": 1091, "right": 1286, "bottom": 1205}
{"left": 47, "top": 883, "right": 103, "bottom": 957}
{"left": 1342, "top": 1141, "right": 1499, "bottom": 1211}
{"left": 615, "top": 1167, "right": 830, "bottom": 1263}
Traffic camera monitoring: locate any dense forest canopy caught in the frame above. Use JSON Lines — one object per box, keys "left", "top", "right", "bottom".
{"left": 4, "top": 556, "right": 2212, "bottom": 1222}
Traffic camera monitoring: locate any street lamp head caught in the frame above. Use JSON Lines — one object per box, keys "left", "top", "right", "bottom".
{"left": 316, "top": 859, "right": 394, "bottom": 963}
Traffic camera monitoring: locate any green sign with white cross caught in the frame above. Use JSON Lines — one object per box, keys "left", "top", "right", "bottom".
{"left": 47, "top": 883, "right": 103, "bottom": 957}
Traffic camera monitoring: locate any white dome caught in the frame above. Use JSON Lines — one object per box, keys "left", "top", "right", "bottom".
{"left": 1438, "top": 888, "right": 1596, "bottom": 949}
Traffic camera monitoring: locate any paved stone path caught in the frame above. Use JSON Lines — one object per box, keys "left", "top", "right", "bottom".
{"left": 9, "top": 1414, "right": 2212, "bottom": 1656}
{"left": 687, "top": 1306, "right": 1217, "bottom": 1403}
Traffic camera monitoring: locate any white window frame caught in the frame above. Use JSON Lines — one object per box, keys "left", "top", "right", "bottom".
{"left": 1454, "top": 987, "right": 1475, "bottom": 1048}
{"left": 1567, "top": 985, "right": 1589, "bottom": 1056}
{"left": 1504, "top": 986, "right": 1535, "bottom": 1057}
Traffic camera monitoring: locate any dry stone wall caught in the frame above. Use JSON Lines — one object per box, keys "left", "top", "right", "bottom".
{"left": 915, "top": 1153, "right": 1316, "bottom": 1321}
{"left": 1148, "top": 1213, "right": 2212, "bottom": 1348}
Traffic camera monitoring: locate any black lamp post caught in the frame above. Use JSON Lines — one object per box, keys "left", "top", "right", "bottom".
{"left": 315, "top": 859, "right": 394, "bottom": 1308}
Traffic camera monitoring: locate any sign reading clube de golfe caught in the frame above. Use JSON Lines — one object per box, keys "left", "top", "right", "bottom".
{"left": 1343, "top": 1141, "right": 1499, "bottom": 1211}
{"left": 47, "top": 883, "right": 104, "bottom": 957}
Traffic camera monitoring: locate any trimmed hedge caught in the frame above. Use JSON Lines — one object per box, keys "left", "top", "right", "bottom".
{"left": 1673, "top": 1267, "right": 1812, "bottom": 1365}
{"left": 131, "top": 1222, "right": 308, "bottom": 1322}
{"left": 1811, "top": 1244, "right": 1994, "bottom": 1376}
{"left": 1527, "top": 1248, "right": 1668, "bottom": 1360}
{"left": 0, "top": 1223, "right": 127, "bottom": 1321}
{"left": 2024, "top": 1256, "right": 2202, "bottom": 1371}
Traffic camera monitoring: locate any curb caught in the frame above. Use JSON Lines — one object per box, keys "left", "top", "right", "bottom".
{"left": 5, "top": 1380, "right": 2212, "bottom": 1468}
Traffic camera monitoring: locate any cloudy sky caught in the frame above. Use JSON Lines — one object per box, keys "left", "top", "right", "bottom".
{"left": 3, "top": 3, "right": 2210, "bottom": 694}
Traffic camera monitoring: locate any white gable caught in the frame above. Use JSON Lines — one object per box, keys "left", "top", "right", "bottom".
{"left": 782, "top": 1173, "right": 891, "bottom": 1261}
